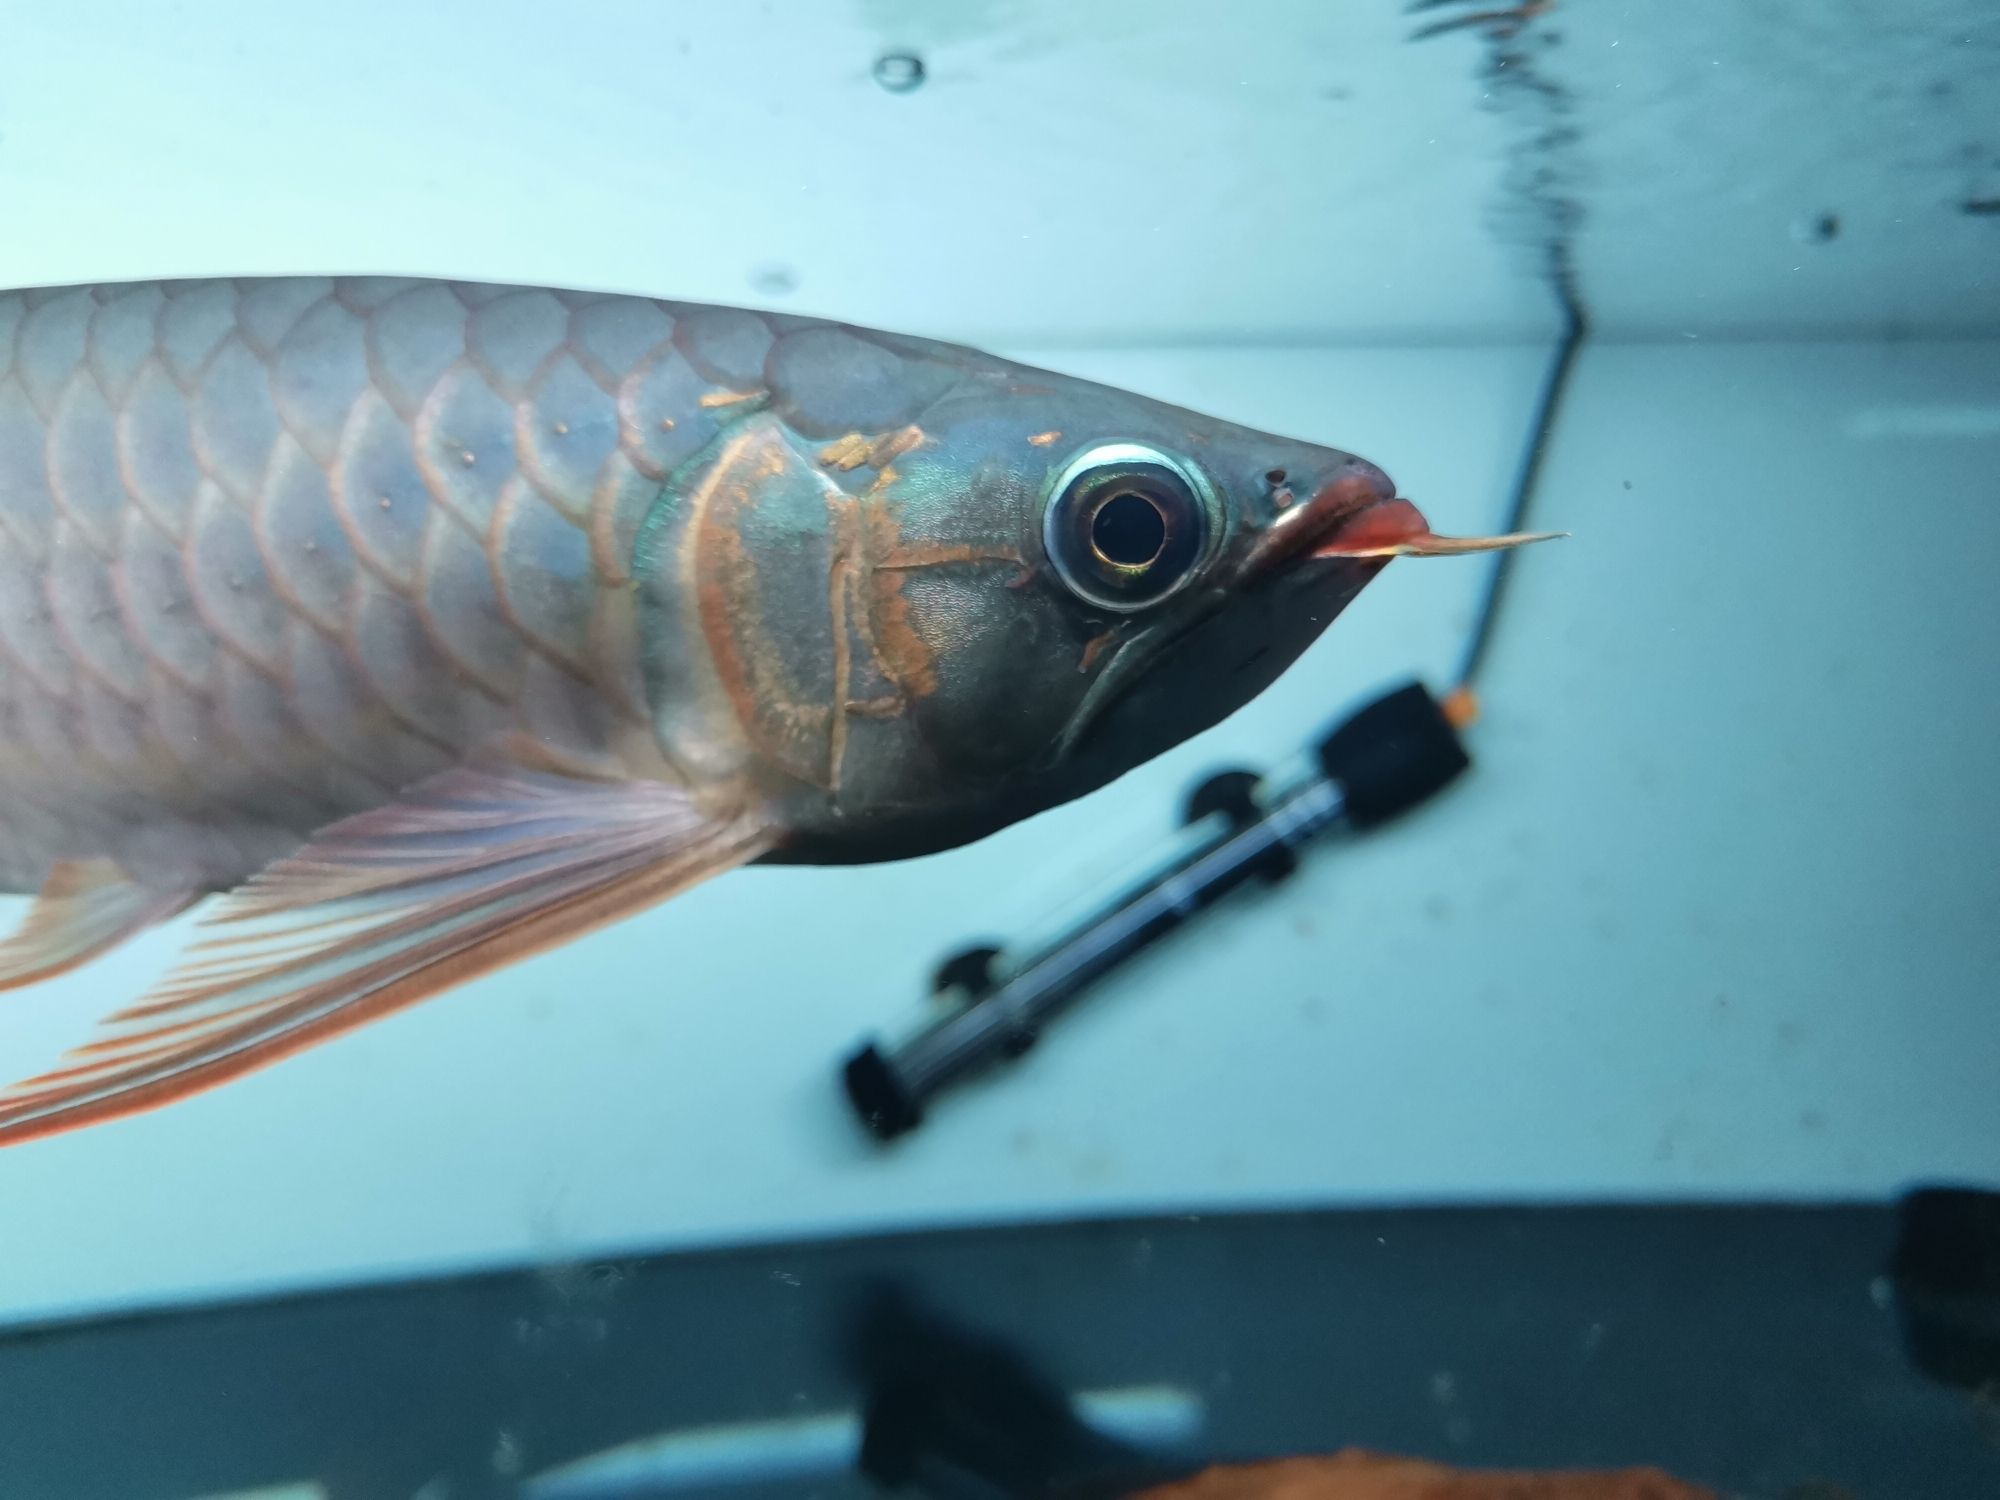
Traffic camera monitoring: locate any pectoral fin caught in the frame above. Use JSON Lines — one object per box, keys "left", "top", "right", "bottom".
{"left": 0, "top": 756, "right": 774, "bottom": 1147}
{"left": 0, "top": 860, "right": 196, "bottom": 991}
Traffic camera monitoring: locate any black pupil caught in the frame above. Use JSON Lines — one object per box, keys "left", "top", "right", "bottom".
{"left": 1091, "top": 491, "right": 1168, "bottom": 568}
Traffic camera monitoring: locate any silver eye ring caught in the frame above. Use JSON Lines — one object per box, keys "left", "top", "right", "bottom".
{"left": 1040, "top": 442, "right": 1219, "bottom": 612}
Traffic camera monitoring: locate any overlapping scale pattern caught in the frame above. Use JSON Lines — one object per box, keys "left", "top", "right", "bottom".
{"left": 0, "top": 277, "right": 799, "bottom": 893}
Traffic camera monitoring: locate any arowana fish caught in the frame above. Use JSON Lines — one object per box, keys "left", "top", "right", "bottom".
{"left": 0, "top": 277, "right": 1549, "bottom": 1145}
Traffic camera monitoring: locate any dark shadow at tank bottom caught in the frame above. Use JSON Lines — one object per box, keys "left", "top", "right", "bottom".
{"left": 0, "top": 1191, "right": 1996, "bottom": 1500}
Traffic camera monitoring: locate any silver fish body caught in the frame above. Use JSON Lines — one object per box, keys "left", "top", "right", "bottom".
{"left": 0, "top": 278, "right": 851, "bottom": 894}
{"left": 0, "top": 275, "right": 1541, "bottom": 1145}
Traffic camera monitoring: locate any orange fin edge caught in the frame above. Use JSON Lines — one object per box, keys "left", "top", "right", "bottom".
{"left": 0, "top": 766, "right": 774, "bottom": 1147}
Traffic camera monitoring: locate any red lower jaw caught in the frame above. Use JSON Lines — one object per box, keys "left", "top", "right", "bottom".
{"left": 1310, "top": 497, "right": 1435, "bottom": 558}
{"left": 1310, "top": 495, "right": 1565, "bottom": 560}
{"left": 1252, "top": 473, "right": 1563, "bottom": 575}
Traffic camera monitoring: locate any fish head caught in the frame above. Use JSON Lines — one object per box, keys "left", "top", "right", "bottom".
{"left": 660, "top": 334, "right": 1548, "bottom": 864}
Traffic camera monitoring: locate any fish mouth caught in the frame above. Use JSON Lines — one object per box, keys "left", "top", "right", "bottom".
{"left": 1250, "top": 467, "right": 1562, "bottom": 577}
{"left": 1048, "top": 465, "right": 1562, "bottom": 769}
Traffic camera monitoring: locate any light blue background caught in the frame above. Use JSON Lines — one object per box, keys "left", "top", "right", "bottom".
{"left": 0, "top": 0, "right": 1995, "bottom": 1329}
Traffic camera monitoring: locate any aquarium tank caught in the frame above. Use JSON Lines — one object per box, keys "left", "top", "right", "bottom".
{"left": 0, "top": 2, "right": 1995, "bottom": 1497}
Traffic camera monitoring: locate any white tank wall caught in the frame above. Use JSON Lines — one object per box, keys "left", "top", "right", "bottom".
{"left": 3, "top": 335, "right": 1995, "bottom": 1329}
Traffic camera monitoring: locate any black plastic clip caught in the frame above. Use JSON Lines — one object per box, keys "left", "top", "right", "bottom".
{"left": 1182, "top": 768, "right": 1297, "bottom": 882}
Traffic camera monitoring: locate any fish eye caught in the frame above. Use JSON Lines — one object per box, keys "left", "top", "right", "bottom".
{"left": 1042, "top": 444, "right": 1214, "bottom": 611}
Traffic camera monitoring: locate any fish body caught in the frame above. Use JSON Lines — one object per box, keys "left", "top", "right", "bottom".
{"left": 0, "top": 276, "right": 1547, "bottom": 1144}
{"left": 1, "top": 277, "right": 681, "bottom": 895}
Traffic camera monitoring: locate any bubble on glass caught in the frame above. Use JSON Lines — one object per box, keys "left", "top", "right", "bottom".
{"left": 873, "top": 51, "right": 926, "bottom": 94}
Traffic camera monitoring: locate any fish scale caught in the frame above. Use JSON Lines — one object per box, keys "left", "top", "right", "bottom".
{"left": 0, "top": 277, "right": 779, "bottom": 894}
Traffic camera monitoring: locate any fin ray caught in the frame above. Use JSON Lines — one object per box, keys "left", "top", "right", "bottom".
{"left": 0, "top": 860, "right": 197, "bottom": 991}
{"left": 0, "top": 764, "right": 772, "bottom": 1146}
